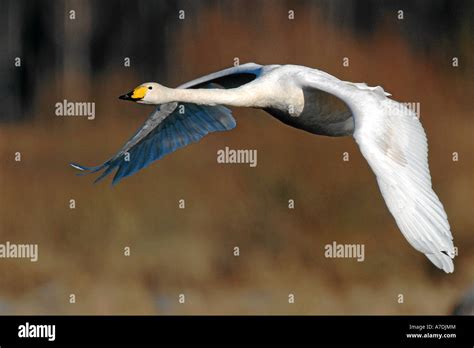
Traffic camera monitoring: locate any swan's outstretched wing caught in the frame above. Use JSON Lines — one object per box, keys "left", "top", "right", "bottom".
{"left": 71, "top": 63, "right": 263, "bottom": 184}
{"left": 299, "top": 70, "right": 455, "bottom": 272}
{"left": 71, "top": 102, "right": 235, "bottom": 184}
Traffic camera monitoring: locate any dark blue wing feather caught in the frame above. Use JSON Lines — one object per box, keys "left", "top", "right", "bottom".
{"left": 72, "top": 103, "right": 235, "bottom": 184}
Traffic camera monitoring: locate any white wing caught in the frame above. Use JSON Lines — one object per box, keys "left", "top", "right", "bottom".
{"left": 70, "top": 63, "right": 264, "bottom": 184}
{"left": 299, "top": 69, "right": 455, "bottom": 272}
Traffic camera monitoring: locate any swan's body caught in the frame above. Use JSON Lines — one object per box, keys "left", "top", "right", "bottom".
{"left": 72, "top": 63, "right": 455, "bottom": 273}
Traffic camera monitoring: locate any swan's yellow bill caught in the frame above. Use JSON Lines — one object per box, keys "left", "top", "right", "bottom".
{"left": 131, "top": 86, "right": 147, "bottom": 99}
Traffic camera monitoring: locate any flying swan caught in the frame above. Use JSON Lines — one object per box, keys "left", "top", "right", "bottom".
{"left": 71, "top": 63, "right": 455, "bottom": 272}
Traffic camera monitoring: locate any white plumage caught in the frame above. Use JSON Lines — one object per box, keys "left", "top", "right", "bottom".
{"left": 72, "top": 63, "right": 455, "bottom": 272}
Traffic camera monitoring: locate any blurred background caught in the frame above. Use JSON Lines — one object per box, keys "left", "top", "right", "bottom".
{"left": 0, "top": 0, "right": 473, "bottom": 314}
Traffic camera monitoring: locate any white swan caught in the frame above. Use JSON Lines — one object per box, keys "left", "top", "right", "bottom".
{"left": 71, "top": 63, "right": 455, "bottom": 272}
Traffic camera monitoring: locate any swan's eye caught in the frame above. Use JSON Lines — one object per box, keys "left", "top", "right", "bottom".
{"left": 148, "top": 86, "right": 152, "bottom": 90}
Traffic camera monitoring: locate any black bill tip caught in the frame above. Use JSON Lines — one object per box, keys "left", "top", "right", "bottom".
{"left": 119, "top": 91, "right": 134, "bottom": 101}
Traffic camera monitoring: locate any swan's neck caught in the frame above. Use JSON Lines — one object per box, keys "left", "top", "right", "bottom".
{"left": 162, "top": 87, "right": 259, "bottom": 108}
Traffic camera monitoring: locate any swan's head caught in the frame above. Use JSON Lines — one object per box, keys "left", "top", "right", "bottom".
{"left": 119, "top": 82, "right": 167, "bottom": 104}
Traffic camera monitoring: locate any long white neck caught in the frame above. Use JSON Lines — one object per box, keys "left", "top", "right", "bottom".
{"left": 160, "top": 87, "right": 260, "bottom": 108}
